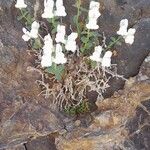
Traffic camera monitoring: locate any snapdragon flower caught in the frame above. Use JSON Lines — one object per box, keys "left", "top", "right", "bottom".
{"left": 124, "top": 28, "right": 136, "bottom": 45}
{"left": 117, "top": 19, "right": 128, "bottom": 36}
{"left": 41, "top": 34, "right": 54, "bottom": 67}
{"left": 42, "top": 34, "right": 53, "bottom": 55}
{"left": 86, "top": 1, "right": 101, "bottom": 30}
{"left": 42, "top": 0, "right": 54, "bottom": 18}
{"left": 65, "top": 32, "right": 78, "bottom": 52}
{"left": 53, "top": 44, "right": 67, "bottom": 64}
{"left": 15, "top": 0, "right": 27, "bottom": 9}
{"left": 117, "top": 19, "right": 136, "bottom": 45}
{"left": 30, "top": 21, "right": 40, "bottom": 38}
{"left": 90, "top": 46, "right": 103, "bottom": 62}
{"left": 55, "top": 0, "right": 67, "bottom": 17}
{"left": 101, "top": 51, "right": 112, "bottom": 67}
{"left": 55, "top": 25, "right": 66, "bottom": 44}
{"left": 22, "top": 21, "right": 40, "bottom": 41}
{"left": 22, "top": 28, "right": 31, "bottom": 41}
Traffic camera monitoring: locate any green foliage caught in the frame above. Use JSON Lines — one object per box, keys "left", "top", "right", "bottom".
{"left": 106, "top": 36, "right": 122, "bottom": 50}
{"left": 17, "top": 2, "right": 124, "bottom": 82}
{"left": 47, "top": 18, "right": 59, "bottom": 28}
{"left": 64, "top": 101, "right": 90, "bottom": 116}
{"left": 72, "top": 0, "right": 82, "bottom": 36}
{"left": 47, "top": 18, "right": 59, "bottom": 35}
{"left": 18, "top": 9, "right": 33, "bottom": 27}
{"left": 45, "top": 63, "right": 65, "bottom": 81}
{"left": 72, "top": 4, "right": 88, "bottom": 13}
{"left": 32, "top": 38, "right": 42, "bottom": 49}
{"left": 85, "top": 58, "right": 97, "bottom": 69}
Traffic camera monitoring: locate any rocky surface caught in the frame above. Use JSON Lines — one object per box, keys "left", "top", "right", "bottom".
{"left": 0, "top": 2, "right": 64, "bottom": 150}
{"left": 0, "top": 0, "right": 150, "bottom": 150}
{"left": 25, "top": 136, "right": 57, "bottom": 150}
{"left": 56, "top": 80, "right": 150, "bottom": 150}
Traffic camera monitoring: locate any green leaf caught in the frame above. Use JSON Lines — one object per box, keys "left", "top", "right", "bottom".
{"left": 80, "top": 47, "right": 85, "bottom": 53}
{"left": 55, "top": 65, "right": 65, "bottom": 81}
{"left": 51, "top": 28, "right": 57, "bottom": 34}
{"left": 90, "top": 32, "right": 102, "bottom": 37}
{"left": 110, "top": 37, "right": 116, "bottom": 42}
{"left": 45, "top": 64, "right": 65, "bottom": 81}
{"left": 73, "top": 15, "right": 77, "bottom": 24}
{"left": 32, "top": 38, "right": 42, "bottom": 49}
{"left": 116, "top": 41, "right": 122, "bottom": 46}
{"left": 81, "top": 31, "right": 88, "bottom": 35}
{"left": 90, "top": 60, "right": 97, "bottom": 68}
{"left": 26, "top": 14, "right": 33, "bottom": 24}
{"left": 85, "top": 42, "right": 93, "bottom": 49}
{"left": 47, "top": 18, "right": 53, "bottom": 23}
{"left": 81, "top": 36, "right": 88, "bottom": 43}
{"left": 45, "top": 64, "right": 56, "bottom": 75}
{"left": 17, "top": 11, "right": 28, "bottom": 20}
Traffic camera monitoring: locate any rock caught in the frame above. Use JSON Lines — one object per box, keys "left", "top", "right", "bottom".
{"left": 0, "top": 0, "right": 150, "bottom": 149}
{"left": 99, "top": 0, "right": 150, "bottom": 34}
{"left": 103, "top": 18, "right": 150, "bottom": 97}
{"left": 74, "top": 120, "right": 81, "bottom": 127}
{"left": 0, "top": 102, "right": 64, "bottom": 149}
{"left": 0, "top": 0, "right": 14, "bottom": 8}
{"left": 0, "top": 2, "right": 27, "bottom": 49}
{"left": 126, "top": 99, "right": 150, "bottom": 150}
{"left": 0, "top": 38, "right": 64, "bottom": 149}
{"left": 114, "top": 18, "right": 150, "bottom": 77}
{"left": 5, "top": 145, "right": 26, "bottom": 150}
{"left": 90, "top": 111, "right": 120, "bottom": 129}
{"left": 25, "top": 135, "right": 57, "bottom": 150}
{"left": 56, "top": 81, "right": 150, "bottom": 150}
{"left": 136, "top": 53, "right": 150, "bottom": 81}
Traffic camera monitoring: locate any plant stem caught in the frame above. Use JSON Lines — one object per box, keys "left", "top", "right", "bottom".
{"left": 52, "top": 17, "right": 55, "bottom": 28}
{"left": 106, "top": 36, "right": 122, "bottom": 50}
{"left": 76, "top": 0, "right": 81, "bottom": 36}
{"left": 20, "top": 9, "right": 32, "bottom": 25}
{"left": 83, "top": 29, "right": 90, "bottom": 51}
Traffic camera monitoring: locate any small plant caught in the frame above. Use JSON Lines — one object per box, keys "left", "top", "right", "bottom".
{"left": 45, "top": 63, "right": 65, "bottom": 81}
{"left": 17, "top": 9, "right": 33, "bottom": 27}
{"left": 64, "top": 101, "right": 90, "bottom": 116}
{"left": 15, "top": 0, "right": 136, "bottom": 109}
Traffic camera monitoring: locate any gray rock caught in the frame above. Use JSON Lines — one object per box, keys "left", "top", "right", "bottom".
{"left": 5, "top": 145, "right": 26, "bottom": 150}
{"left": 25, "top": 136, "right": 57, "bottom": 150}
{"left": 0, "top": 102, "right": 64, "bottom": 149}
{"left": 0, "top": 0, "right": 150, "bottom": 149}
{"left": 114, "top": 18, "right": 150, "bottom": 77}
{"left": 0, "top": 0, "right": 27, "bottom": 49}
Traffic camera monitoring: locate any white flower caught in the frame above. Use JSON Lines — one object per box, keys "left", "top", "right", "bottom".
{"left": 43, "top": 33, "right": 53, "bottom": 46}
{"left": 15, "top": 0, "right": 27, "bottom": 9}
{"left": 22, "top": 28, "right": 31, "bottom": 41}
{"left": 65, "top": 32, "right": 78, "bottom": 52}
{"left": 41, "top": 55, "right": 53, "bottom": 67}
{"left": 86, "top": 1, "right": 101, "bottom": 30}
{"left": 124, "top": 28, "right": 136, "bottom": 45}
{"left": 90, "top": 45, "right": 103, "bottom": 62}
{"left": 101, "top": 51, "right": 112, "bottom": 67}
{"left": 55, "top": 0, "right": 67, "bottom": 17}
{"left": 53, "top": 44, "right": 67, "bottom": 64}
{"left": 42, "top": 0, "right": 54, "bottom": 18}
{"left": 43, "top": 34, "right": 53, "bottom": 55}
{"left": 117, "top": 19, "right": 136, "bottom": 45}
{"left": 30, "top": 21, "right": 40, "bottom": 38}
{"left": 41, "top": 34, "right": 54, "bottom": 67}
{"left": 55, "top": 25, "right": 66, "bottom": 44}
{"left": 22, "top": 21, "right": 40, "bottom": 41}
{"left": 117, "top": 19, "right": 128, "bottom": 36}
